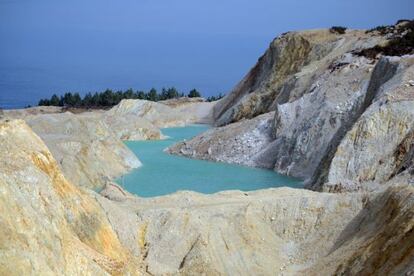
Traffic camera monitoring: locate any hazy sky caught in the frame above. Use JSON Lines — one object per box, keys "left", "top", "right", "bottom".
{"left": 0, "top": 0, "right": 413, "bottom": 107}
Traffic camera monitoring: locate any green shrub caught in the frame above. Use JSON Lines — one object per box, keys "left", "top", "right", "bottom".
{"left": 188, "top": 89, "right": 201, "bottom": 98}
{"left": 330, "top": 26, "right": 347, "bottom": 34}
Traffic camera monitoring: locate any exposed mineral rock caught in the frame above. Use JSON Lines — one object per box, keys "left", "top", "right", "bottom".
{"left": 0, "top": 120, "right": 142, "bottom": 275}
{"left": 1, "top": 22, "right": 414, "bottom": 275}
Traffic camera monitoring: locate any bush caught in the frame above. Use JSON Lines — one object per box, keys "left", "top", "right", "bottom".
{"left": 188, "top": 89, "right": 201, "bottom": 98}
{"left": 356, "top": 20, "right": 414, "bottom": 58}
{"left": 366, "top": 25, "right": 390, "bottom": 35}
{"left": 206, "top": 93, "right": 224, "bottom": 102}
{"left": 330, "top": 26, "right": 347, "bottom": 34}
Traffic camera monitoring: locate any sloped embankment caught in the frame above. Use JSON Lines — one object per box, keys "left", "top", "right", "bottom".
{"left": 168, "top": 21, "right": 414, "bottom": 193}
{"left": 97, "top": 174, "right": 414, "bottom": 275}
{"left": 0, "top": 120, "right": 142, "bottom": 275}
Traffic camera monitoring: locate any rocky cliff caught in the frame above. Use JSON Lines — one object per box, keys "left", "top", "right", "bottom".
{"left": 212, "top": 29, "right": 384, "bottom": 126}
{"left": 0, "top": 120, "right": 142, "bottom": 275}
{"left": 1, "top": 21, "right": 414, "bottom": 275}
{"left": 169, "top": 21, "right": 414, "bottom": 192}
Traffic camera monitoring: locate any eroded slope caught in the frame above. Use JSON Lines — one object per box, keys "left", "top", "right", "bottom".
{"left": 0, "top": 120, "right": 141, "bottom": 275}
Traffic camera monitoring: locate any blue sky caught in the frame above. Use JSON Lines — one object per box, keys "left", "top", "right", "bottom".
{"left": 0, "top": 0, "right": 413, "bottom": 107}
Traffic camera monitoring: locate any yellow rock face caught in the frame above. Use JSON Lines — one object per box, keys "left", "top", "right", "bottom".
{"left": 0, "top": 120, "right": 140, "bottom": 275}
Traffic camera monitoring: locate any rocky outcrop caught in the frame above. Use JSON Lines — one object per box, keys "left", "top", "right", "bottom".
{"left": 26, "top": 112, "right": 141, "bottom": 189}
{"left": 161, "top": 97, "right": 216, "bottom": 124}
{"left": 171, "top": 23, "right": 414, "bottom": 193}
{"left": 0, "top": 120, "right": 141, "bottom": 275}
{"left": 167, "top": 112, "right": 275, "bottom": 167}
{"left": 98, "top": 180, "right": 414, "bottom": 275}
{"left": 102, "top": 98, "right": 215, "bottom": 140}
{"left": 103, "top": 114, "right": 163, "bottom": 141}
{"left": 169, "top": 53, "right": 380, "bottom": 178}
{"left": 106, "top": 99, "right": 195, "bottom": 128}
{"left": 213, "top": 29, "right": 385, "bottom": 126}
{"left": 98, "top": 184, "right": 364, "bottom": 275}
{"left": 264, "top": 54, "right": 375, "bottom": 178}
{"left": 304, "top": 185, "right": 414, "bottom": 275}
{"left": 313, "top": 55, "right": 414, "bottom": 191}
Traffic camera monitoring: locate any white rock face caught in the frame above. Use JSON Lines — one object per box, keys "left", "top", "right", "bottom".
{"left": 266, "top": 55, "right": 374, "bottom": 179}
{"left": 161, "top": 97, "right": 217, "bottom": 124}
{"left": 323, "top": 56, "right": 414, "bottom": 191}
{"left": 166, "top": 112, "right": 275, "bottom": 167}
{"left": 170, "top": 29, "right": 414, "bottom": 192}
{"left": 106, "top": 99, "right": 194, "bottom": 128}
{"left": 213, "top": 29, "right": 385, "bottom": 126}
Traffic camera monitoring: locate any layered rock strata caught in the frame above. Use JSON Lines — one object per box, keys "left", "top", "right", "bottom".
{"left": 170, "top": 23, "right": 414, "bottom": 192}
{"left": 0, "top": 120, "right": 142, "bottom": 275}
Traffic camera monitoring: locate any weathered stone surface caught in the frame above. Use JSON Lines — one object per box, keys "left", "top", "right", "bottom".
{"left": 0, "top": 120, "right": 141, "bottom": 275}
{"left": 99, "top": 185, "right": 365, "bottom": 275}
{"left": 2, "top": 98, "right": 209, "bottom": 190}
{"left": 318, "top": 56, "right": 414, "bottom": 192}
{"left": 267, "top": 55, "right": 374, "bottom": 179}
{"left": 3, "top": 105, "right": 64, "bottom": 119}
{"left": 26, "top": 112, "right": 141, "bottom": 189}
{"left": 166, "top": 112, "right": 274, "bottom": 167}
{"left": 98, "top": 182, "right": 414, "bottom": 275}
{"left": 103, "top": 98, "right": 215, "bottom": 140}
{"left": 213, "top": 29, "right": 385, "bottom": 126}
{"left": 168, "top": 53, "right": 383, "bottom": 179}
{"left": 303, "top": 185, "right": 414, "bottom": 276}
{"left": 103, "top": 113, "right": 163, "bottom": 141}
{"left": 1, "top": 119, "right": 412, "bottom": 275}
{"left": 171, "top": 31, "right": 413, "bottom": 194}
{"left": 161, "top": 97, "right": 217, "bottom": 124}
{"left": 106, "top": 99, "right": 194, "bottom": 128}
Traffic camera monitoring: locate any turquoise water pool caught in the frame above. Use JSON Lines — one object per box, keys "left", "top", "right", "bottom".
{"left": 118, "top": 125, "right": 302, "bottom": 197}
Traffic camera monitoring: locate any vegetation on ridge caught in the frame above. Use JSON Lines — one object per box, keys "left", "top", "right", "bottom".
{"left": 358, "top": 19, "right": 414, "bottom": 58}
{"left": 38, "top": 87, "right": 224, "bottom": 108}
{"left": 330, "top": 26, "right": 347, "bottom": 34}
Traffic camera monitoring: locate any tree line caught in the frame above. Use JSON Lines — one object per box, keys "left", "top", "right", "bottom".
{"left": 38, "top": 87, "right": 223, "bottom": 108}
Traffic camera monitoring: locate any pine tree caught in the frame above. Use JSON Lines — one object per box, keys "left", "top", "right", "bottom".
{"left": 188, "top": 89, "right": 201, "bottom": 98}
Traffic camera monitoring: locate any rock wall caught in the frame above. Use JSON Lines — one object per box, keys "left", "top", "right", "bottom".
{"left": 167, "top": 112, "right": 275, "bottom": 167}
{"left": 161, "top": 97, "right": 217, "bottom": 124}
{"left": 316, "top": 56, "right": 414, "bottom": 191}
{"left": 0, "top": 120, "right": 141, "bottom": 275}
{"left": 304, "top": 185, "right": 414, "bottom": 275}
{"left": 171, "top": 24, "right": 414, "bottom": 192}
{"left": 106, "top": 99, "right": 195, "bottom": 128}
{"left": 213, "top": 29, "right": 384, "bottom": 126}
{"left": 26, "top": 112, "right": 142, "bottom": 189}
